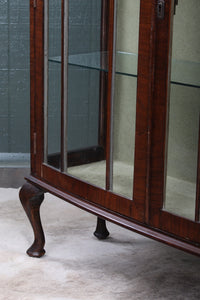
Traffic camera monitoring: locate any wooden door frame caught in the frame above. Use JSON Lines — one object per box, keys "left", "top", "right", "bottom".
{"left": 30, "top": 0, "right": 159, "bottom": 221}
{"left": 29, "top": 0, "right": 200, "bottom": 255}
{"left": 149, "top": 0, "right": 200, "bottom": 246}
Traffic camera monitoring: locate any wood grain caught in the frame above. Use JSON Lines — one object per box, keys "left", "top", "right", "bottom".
{"left": 26, "top": 0, "right": 200, "bottom": 257}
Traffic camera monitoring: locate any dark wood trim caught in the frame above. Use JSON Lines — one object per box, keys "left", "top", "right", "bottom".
{"left": 149, "top": 0, "right": 174, "bottom": 221}
{"left": 47, "top": 146, "right": 105, "bottom": 169}
{"left": 61, "top": 0, "right": 65, "bottom": 172}
{"left": 149, "top": 0, "right": 200, "bottom": 243}
{"left": 98, "top": 0, "right": 109, "bottom": 150}
{"left": 19, "top": 182, "right": 45, "bottom": 258}
{"left": 26, "top": 175, "right": 200, "bottom": 257}
{"left": 30, "top": 1, "right": 36, "bottom": 174}
{"left": 105, "top": 0, "right": 115, "bottom": 190}
{"left": 33, "top": 0, "right": 45, "bottom": 176}
{"left": 160, "top": 210, "right": 200, "bottom": 244}
{"left": 28, "top": 0, "right": 200, "bottom": 259}
{"left": 133, "top": 0, "right": 156, "bottom": 223}
{"left": 195, "top": 115, "right": 200, "bottom": 222}
{"left": 40, "top": 163, "right": 143, "bottom": 219}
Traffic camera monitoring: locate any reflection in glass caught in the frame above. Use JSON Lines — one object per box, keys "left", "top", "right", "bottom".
{"left": 164, "top": 1, "right": 200, "bottom": 220}
{"left": 44, "top": 0, "right": 62, "bottom": 168}
{"left": 68, "top": 0, "right": 140, "bottom": 194}
{"left": 112, "top": 0, "right": 140, "bottom": 198}
{"left": 44, "top": 0, "right": 141, "bottom": 194}
{"left": 66, "top": 0, "right": 106, "bottom": 188}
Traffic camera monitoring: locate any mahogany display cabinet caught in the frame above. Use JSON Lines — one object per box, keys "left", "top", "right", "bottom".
{"left": 19, "top": 0, "right": 200, "bottom": 257}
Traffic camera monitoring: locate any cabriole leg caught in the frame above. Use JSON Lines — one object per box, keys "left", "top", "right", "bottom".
{"left": 19, "top": 182, "right": 45, "bottom": 258}
{"left": 94, "top": 217, "right": 109, "bottom": 240}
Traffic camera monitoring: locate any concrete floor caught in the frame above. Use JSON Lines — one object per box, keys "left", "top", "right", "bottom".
{"left": 0, "top": 167, "right": 29, "bottom": 188}
{"left": 0, "top": 188, "right": 200, "bottom": 300}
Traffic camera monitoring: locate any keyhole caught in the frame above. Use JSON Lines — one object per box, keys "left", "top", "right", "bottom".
{"left": 158, "top": 4, "right": 162, "bottom": 14}
{"left": 157, "top": 0, "right": 165, "bottom": 19}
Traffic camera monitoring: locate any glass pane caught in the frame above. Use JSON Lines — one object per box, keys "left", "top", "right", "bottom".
{"left": 112, "top": 0, "right": 140, "bottom": 198}
{"left": 67, "top": 0, "right": 106, "bottom": 188}
{"left": 44, "top": 0, "right": 62, "bottom": 168}
{"left": 164, "top": 1, "right": 200, "bottom": 220}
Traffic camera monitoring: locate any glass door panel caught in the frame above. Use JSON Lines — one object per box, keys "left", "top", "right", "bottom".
{"left": 164, "top": 0, "right": 200, "bottom": 220}
{"left": 112, "top": 0, "right": 140, "bottom": 198}
{"left": 44, "top": 0, "right": 62, "bottom": 169}
{"left": 66, "top": 0, "right": 106, "bottom": 188}
{"left": 44, "top": 0, "right": 141, "bottom": 196}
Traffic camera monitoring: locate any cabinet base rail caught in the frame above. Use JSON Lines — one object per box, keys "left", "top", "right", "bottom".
{"left": 19, "top": 175, "right": 200, "bottom": 257}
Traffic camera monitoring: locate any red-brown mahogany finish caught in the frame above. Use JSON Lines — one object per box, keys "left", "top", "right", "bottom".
{"left": 19, "top": 182, "right": 45, "bottom": 257}
{"left": 99, "top": 0, "right": 109, "bottom": 150}
{"left": 149, "top": 0, "right": 200, "bottom": 246}
{"left": 105, "top": 0, "right": 115, "bottom": 191}
{"left": 31, "top": 0, "right": 44, "bottom": 176}
{"left": 20, "top": 0, "right": 200, "bottom": 258}
{"left": 30, "top": 0, "right": 36, "bottom": 174}
{"left": 133, "top": 0, "right": 157, "bottom": 223}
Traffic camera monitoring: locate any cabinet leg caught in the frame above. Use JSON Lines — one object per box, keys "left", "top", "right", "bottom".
{"left": 19, "top": 182, "right": 45, "bottom": 258}
{"left": 94, "top": 217, "right": 109, "bottom": 240}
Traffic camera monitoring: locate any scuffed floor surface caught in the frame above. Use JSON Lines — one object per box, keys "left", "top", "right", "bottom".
{"left": 0, "top": 188, "right": 200, "bottom": 300}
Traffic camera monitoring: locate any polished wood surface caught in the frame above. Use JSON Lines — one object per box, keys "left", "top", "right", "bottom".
{"left": 149, "top": 0, "right": 200, "bottom": 244}
{"left": 47, "top": 146, "right": 105, "bottom": 168}
{"left": 105, "top": 0, "right": 115, "bottom": 191}
{"left": 19, "top": 182, "right": 45, "bottom": 257}
{"left": 20, "top": 0, "right": 200, "bottom": 258}
{"left": 99, "top": 0, "right": 109, "bottom": 149}
{"left": 133, "top": 0, "right": 157, "bottom": 223}
{"left": 23, "top": 176, "right": 200, "bottom": 256}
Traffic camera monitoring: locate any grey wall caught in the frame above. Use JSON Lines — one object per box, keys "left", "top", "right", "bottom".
{"left": 0, "top": 0, "right": 30, "bottom": 186}
{"left": 0, "top": 0, "right": 101, "bottom": 158}
{"left": 0, "top": 0, "right": 30, "bottom": 154}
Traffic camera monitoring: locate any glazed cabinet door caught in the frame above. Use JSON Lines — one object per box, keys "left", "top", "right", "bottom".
{"left": 31, "top": 0, "right": 156, "bottom": 222}
{"left": 149, "top": 0, "right": 200, "bottom": 254}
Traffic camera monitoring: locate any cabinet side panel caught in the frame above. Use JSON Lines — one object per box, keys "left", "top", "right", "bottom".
{"left": 33, "top": 0, "right": 44, "bottom": 176}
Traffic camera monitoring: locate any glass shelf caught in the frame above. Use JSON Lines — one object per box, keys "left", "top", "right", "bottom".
{"left": 49, "top": 51, "right": 138, "bottom": 80}
{"left": 49, "top": 51, "right": 200, "bottom": 88}
{"left": 171, "top": 59, "right": 200, "bottom": 88}
{"left": 49, "top": 52, "right": 107, "bottom": 71}
{"left": 49, "top": 51, "right": 138, "bottom": 76}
